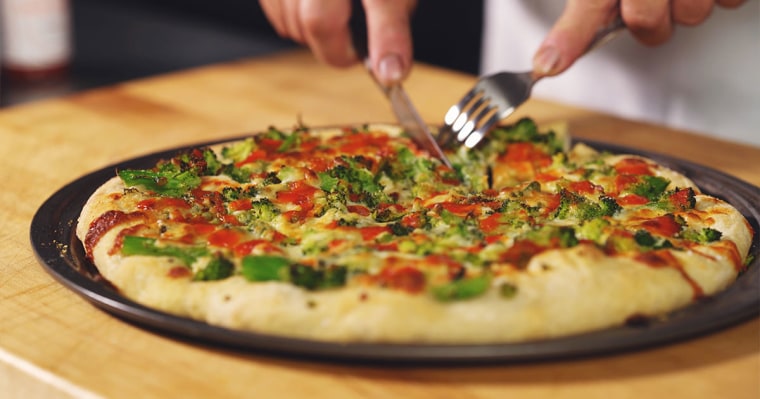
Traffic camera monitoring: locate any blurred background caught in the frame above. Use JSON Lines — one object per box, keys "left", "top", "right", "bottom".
{"left": 0, "top": 0, "right": 483, "bottom": 107}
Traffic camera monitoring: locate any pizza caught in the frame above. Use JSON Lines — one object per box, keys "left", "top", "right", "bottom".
{"left": 76, "top": 118, "right": 754, "bottom": 343}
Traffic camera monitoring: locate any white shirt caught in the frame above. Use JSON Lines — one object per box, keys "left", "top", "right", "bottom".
{"left": 481, "top": 0, "right": 760, "bottom": 146}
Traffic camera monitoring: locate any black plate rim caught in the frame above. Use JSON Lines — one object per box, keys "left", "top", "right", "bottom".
{"left": 30, "top": 137, "right": 760, "bottom": 364}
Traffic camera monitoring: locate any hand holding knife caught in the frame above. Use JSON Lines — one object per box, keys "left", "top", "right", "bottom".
{"left": 349, "top": 1, "right": 453, "bottom": 169}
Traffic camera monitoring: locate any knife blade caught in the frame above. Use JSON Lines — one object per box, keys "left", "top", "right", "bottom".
{"left": 350, "top": 1, "right": 453, "bottom": 169}
{"left": 383, "top": 83, "right": 453, "bottom": 168}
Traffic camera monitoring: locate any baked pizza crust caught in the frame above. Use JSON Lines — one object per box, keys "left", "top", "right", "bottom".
{"left": 76, "top": 128, "right": 753, "bottom": 343}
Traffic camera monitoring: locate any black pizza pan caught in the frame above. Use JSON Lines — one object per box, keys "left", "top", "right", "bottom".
{"left": 30, "top": 139, "right": 760, "bottom": 364}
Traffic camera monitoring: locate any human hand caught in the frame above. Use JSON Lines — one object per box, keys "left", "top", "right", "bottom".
{"left": 259, "top": 0, "right": 417, "bottom": 86}
{"left": 533, "top": 0, "right": 748, "bottom": 77}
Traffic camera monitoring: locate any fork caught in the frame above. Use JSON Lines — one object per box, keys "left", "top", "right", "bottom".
{"left": 436, "top": 14, "right": 626, "bottom": 149}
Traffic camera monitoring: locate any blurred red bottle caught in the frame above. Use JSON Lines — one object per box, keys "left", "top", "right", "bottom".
{"left": 1, "top": 0, "right": 72, "bottom": 82}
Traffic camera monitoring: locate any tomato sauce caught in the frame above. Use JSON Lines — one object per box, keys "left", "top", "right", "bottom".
{"left": 235, "top": 149, "right": 268, "bottom": 167}
{"left": 207, "top": 229, "right": 243, "bottom": 249}
{"left": 336, "top": 132, "right": 392, "bottom": 155}
{"left": 640, "top": 214, "right": 682, "bottom": 237}
{"left": 668, "top": 188, "right": 694, "bottom": 209}
{"left": 84, "top": 210, "right": 145, "bottom": 258}
{"left": 479, "top": 213, "right": 502, "bottom": 233}
{"left": 137, "top": 197, "right": 190, "bottom": 211}
{"left": 376, "top": 265, "right": 426, "bottom": 293}
{"left": 634, "top": 250, "right": 704, "bottom": 299}
{"left": 614, "top": 174, "right": 641, "bottom": 194}
{"left": 618, "top": 194, "right": 650, "bottom": 206}
{"left": 568, "top": 180, "right": 600, "bottom": 195}
{"left": 257, "top": 137, "right": 284, "bottom": 152}
{"left": 168, "top": 266, "right": 192, "bottom": 278}
{"left": 500, "top": 240, "right": 545, "bottom": 268}
{"left": 614, "top": 157, "right": 653, "bottom": 176}
{"left": 347, "top": 205, "right": 371, "bottom": 216}
{"left": 357, "top": 226, "right": 390, "bottom": 241}
{"left": 275, "top": 180, "right": 319, "bottom": 205}
{"left": 501, "top": 142, "right": 552, "bottom": 165}
{"left": 228, "top": 198, "right": 253, "bottom": 211}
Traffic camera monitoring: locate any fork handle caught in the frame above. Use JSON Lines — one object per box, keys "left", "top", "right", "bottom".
{"left": 584, "top": 8, "right": 626, "bottom": 55}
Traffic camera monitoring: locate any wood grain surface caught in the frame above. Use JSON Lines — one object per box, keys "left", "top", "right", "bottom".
{"left": 1, "top": 50, "right": 758, "bottom": 399}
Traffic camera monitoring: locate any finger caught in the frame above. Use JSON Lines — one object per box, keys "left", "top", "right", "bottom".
{"left": 300, "top": 0, "right": 357, "bottom": 67}
{"left": 533, "top": 0, "right": 619, "bottom": 77}
{"left": 282, "top": 0, "right": 306, "bottom": 43}
{"left": 671, "top": 0, "right": 713, "bottom": 26}
{"left": 363, "top": 0, "right": 416, "bottom": 85}
{"left": 716, "top": 0, "right": 746, "bottom": 8}
{"left": 621, "top": 0, "right": 673, "bottom": 46}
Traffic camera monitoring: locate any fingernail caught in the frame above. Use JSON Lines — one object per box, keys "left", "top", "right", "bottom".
{"left": 534, "top": 46, "right": 560, "bottom": 75}
{"left": 378, "top": 53, "right": 404, "bottom": 84}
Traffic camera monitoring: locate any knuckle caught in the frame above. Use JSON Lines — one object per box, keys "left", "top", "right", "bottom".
{"left": 673, "top": 0, "right": 713, "bottom": 26}
{"left": 624, "top": 11, "right": 666, "bottom": 32}
{"left": 301, "top": 14, "right": 338, "bottom": 38}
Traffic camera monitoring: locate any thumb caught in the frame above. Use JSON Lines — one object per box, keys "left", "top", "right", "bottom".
{"left": 533, "top": 0, "right": 621, "bottom": 77}
{"left": 363, "top": 0, "right": 416, "bottom": 85}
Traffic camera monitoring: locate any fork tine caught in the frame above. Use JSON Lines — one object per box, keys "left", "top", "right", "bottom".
{"left": 463, "top": 112, "right": 500, "bottom": 148}
{"left": 454, "top": 95, "right": 487, "bottom": 135}
{"left": 437, "top": 88, "right": 482, "bottom": 147}
{"left": 458, "top": 101, "right": 494, "bottom": 139}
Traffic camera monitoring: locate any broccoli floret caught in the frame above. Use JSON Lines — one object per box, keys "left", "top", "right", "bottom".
{"left": 634, "top": 229, "right": 674, "bottom": 249}
{"left": 241, "top": 255, "right": 348, "bottom": 290}
{"left": 630, "top": 175, "right": 671, "bottom": 201}
{"left": 221, "top": 138, "right": 254, "bottom": 163}
{"left": 277, "top": 131, "right": 301, "bottom": 152}
{"left": 262, "top": 126, "right": 287, "bottom": 140}
{"left": 390, "top": 146, "right": 437, "bottom": 183}
{"left": 221, "top": 186, "right": 258, "bottom": 202}
{"left": 681, "top": 227, "right": 723, "bottom": 243}
{"left": 490, "top": 118, "right": 540, "bottom": 143}
{"left": 276, "top": 165, "right": 301, "bottom": 183}
{"left": 326, "top": 190, "right": 347, "bottom": 209}
{"left": 235, "top": 198, "right": 280, "bottom": 225}
{"left": 522, "top": 181, "right": 542, "bottom": 193}
{"left": 524, "top": 225, "right": 578, "bottom": 248}
{"left": 373, "top": 206, "right": 403, "bottom": 222}
{"left": 599, "top": 195, "right": 622, "bottom": 216}
{"left": 324, "top": 157, "right": 387, "bottom": 207}
{"left": 554, "top": 190, "right": 621, "bottom": 221}
{"left": 262, "top": 172, "right": 282, "bottom": 186}
{"left": 486, "top": 118, "right": 564, "bottom": 155}
{"left": 120, "top": 236, "right": 208, "bottom": 266}
{"left": 118, "top": 163, "right": 201, "bottom": 198}
{"left": 288, "top": 263, "right": 348, "bottom": 290}
{"left": 389, "top": 222, "right": 414, "bottom": 236}
{"left": 221, "top": 186, "right": 242, "bottom": 201}
{"left": 317, "top": 172, "right": 340, "bottom": 192}
{"left": 557, "top": 227, "right": 579, "bottom": 248}
{"left": 499, "top": 282, "right": 518, "bottom": 299}
{"left": 437, "top": 210, "right": 482, "bottom": 241}
{"left": 431, "top": 275, "right": 491, "bottom": 302}
{"left": 250, "top": 198, "right": 280, "bottom": 221}
{"left": 578, "top": 218, "right": 610, "bottom": 242}
{"left": 193, "top": 255, "right": 234, "bottom": 281}
{"left": 201, "top": 148, "right": 223, "bottom": 175}
{"left": 241, "top": 255, "right": 289, "bottom": 281}
{"left": 219, "top": 164, "right": 252, "bottom": 183}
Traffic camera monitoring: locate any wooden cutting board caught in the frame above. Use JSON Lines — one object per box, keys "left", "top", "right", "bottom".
{"left": 1, "top": 50, "right": 758, "bottom": 399}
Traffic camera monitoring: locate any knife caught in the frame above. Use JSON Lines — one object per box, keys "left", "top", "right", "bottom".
{"left": 349, "top": 2, "right": 453, "bottom": 169}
